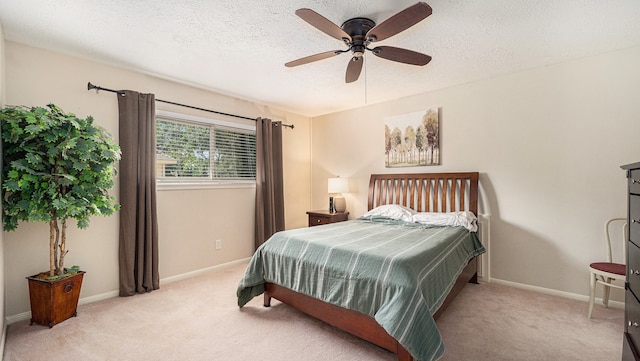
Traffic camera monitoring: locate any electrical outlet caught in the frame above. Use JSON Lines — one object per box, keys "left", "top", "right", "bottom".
{"left": 215, "top": 239, "right": 222, "bottom": 250}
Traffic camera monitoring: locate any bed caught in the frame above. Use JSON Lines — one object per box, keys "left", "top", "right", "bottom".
{"left": 237, "top": 172, "right": 484, "bottom": 361}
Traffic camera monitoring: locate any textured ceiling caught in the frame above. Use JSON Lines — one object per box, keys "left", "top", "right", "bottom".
{"left": 1, "top": 1, "right": 640, "bottom": 117}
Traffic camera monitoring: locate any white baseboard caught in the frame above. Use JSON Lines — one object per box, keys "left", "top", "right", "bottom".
{"left": 5, "top": 257, "right": 252, "bottom": 325}
{"left": 473, "top": 215, "right": 622, "bottom": 310}
{"left": 160, "top": 257, "right": 251, "bottom": 285}
{"left": 0, "top": 321, "right": 6, "bottom": 360}
{"left": 6, "top": 257, "right": 621, "bottom": 326}
{"left": 488, "top": 277, "right": 625, "bottom": 310}
{"left": 6, "top": 311, "right": 29, "bottom": 325}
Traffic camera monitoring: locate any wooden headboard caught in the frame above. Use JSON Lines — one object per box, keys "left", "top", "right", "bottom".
{"left": 368, "top": 172, "right": 479, "bottom": 215}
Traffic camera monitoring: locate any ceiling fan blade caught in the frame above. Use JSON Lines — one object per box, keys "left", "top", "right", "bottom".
{"left": 371, "top": 46, "right": 431, "bottom": 66}
{"left": 295, "top": 8, "right": 351, "bottom": 42}
{"left": 285, "top": 50, "right": 343, "bottom": 67}
{"left": 366, "top": 2, "right": 432, "bottom": 42}
{"left": 345, "top": 56, "right": 364, "bottom": 83}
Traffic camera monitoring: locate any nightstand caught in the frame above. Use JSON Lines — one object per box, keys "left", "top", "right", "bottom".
{"left": 307, "top": 210, "right": 349, "bottom": 227}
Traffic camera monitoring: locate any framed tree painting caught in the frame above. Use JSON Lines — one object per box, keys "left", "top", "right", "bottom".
{"left": 385, "top": 108, "right": 440, "bottom": 167}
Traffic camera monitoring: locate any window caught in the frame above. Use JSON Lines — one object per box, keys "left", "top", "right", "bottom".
{"left": 155, "top": 111, "right": 256, "bottom": 186}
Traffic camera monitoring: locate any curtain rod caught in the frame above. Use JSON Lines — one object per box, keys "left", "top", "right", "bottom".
{"left": 87, "top": 82, "right": 294, "bottom": 129}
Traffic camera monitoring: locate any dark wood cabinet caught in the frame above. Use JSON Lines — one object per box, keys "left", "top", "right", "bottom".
{"left": 307, "top": 210, "right": 349, "bottom": 227}
{"left": 622, "top": 162, "right": 640, "bottom": 360}
{"left": 625, "top": 332, "right": 640, "bottom": 361}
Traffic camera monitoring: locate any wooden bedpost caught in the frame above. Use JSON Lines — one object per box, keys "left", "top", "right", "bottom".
{"left": 397, "top": 344, "right": 414, "bottom": 361}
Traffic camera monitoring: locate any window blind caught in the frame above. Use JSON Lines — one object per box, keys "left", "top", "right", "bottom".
{"left": 156, "top": 117, "right": 256, "bottom": 182}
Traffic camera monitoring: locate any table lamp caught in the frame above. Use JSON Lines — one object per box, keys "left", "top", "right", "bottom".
{"left": 328, "top": 177, "right": 349, "bottom": 213}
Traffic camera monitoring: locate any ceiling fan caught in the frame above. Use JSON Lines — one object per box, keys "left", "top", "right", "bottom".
{"left": 285, "top": 2, "right": 433, "bottom": 83}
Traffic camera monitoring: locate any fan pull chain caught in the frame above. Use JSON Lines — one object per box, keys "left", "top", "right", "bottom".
{"left": 364, "top": 56, "right": 368, "bottom": 105}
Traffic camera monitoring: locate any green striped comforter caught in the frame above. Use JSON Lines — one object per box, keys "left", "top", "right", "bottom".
{"left": 237, "top": 217, "right": 486, "bottom": 361}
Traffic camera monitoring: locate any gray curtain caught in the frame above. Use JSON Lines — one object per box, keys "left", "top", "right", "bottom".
{"left": 118, "top": 90, "right": 160, "bottom": 296}
{"left": 255, "top": 118, "right": 285, "bottom": 249}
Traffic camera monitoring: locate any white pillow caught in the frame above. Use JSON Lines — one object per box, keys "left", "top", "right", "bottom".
{"left": 362, "top": 204, "right": 416, "bottom": 222}
{"left": 411, "top": 211, "right": 478, "bottom": 232}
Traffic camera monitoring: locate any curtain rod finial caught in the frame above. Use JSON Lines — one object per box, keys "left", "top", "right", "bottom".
{"left": 87, "top": 82, "right": 100, "bottom": 93}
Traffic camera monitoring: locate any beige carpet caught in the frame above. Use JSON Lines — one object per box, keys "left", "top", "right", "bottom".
{"left": 3, "top": 261, "right": 623, "bottom": 361}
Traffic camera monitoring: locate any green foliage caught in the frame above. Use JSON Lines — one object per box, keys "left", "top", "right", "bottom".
{"left": 1, "top": 104, "right": 121, "bottom": 275}
{"left": 67, "top": 265, "right": 80, "bottom": 273}
{"left": 156, "top": 119, "right": 210, "bottom": 177}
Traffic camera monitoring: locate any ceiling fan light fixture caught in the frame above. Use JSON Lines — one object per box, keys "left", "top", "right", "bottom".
{"left": 286, "top": 2, "right": 433, "bottom": 83}
{"left": 352, "top": 44, "right": 366, "bottom": 58}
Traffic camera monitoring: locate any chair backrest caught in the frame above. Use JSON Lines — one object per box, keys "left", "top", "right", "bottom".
{"left": 605, "top": 218, "right": 628, "bottom": 264}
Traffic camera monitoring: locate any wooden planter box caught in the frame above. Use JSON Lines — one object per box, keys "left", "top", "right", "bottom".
{"left": 26, "top": 271, "right": 85, "bottom": 328}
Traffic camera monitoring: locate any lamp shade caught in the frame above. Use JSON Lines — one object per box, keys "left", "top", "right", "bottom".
{"left": 328, "top": 177, "right": 349, "bottom": 194}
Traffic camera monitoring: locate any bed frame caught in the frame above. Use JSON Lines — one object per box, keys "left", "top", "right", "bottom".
{"left": 263, "top": 172, "right": 480, "bottom": 361}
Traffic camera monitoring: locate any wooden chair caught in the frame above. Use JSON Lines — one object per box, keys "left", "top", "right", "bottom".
{"left": 588, "top": 218, "right": 627, "bottom": 318}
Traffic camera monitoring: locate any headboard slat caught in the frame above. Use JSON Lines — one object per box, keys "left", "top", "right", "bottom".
{"left": 440, "top": 178, "right": 446, "bottom": 213}
{"left": 409, "top": 178, "right": 416, "bottom": 210}
{"left": 459, "top": 180, "right": 466, "bottom": 212}
{"left": 424, "top": 179, "right": 431, "bottom": 213}
{"left": 449, "top": 179, "right": 456, "bottom": 213}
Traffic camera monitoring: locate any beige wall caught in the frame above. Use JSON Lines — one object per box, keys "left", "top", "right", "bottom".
{"left": 311, "top": 45, "right": 640, "bottom": 300}
{"left": 2, "top": 42, "right": 311, "bottom": 318}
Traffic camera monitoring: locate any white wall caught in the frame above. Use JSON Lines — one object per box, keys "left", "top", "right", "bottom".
{"left": 2, "top": 42, "right": 311, "bottom": 318}
{"left": 311, "top": 45, "right": 640, "bottom": 300}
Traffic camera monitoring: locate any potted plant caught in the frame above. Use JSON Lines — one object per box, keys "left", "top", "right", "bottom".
{"left": 0, "top": 103, "right": 121, "bottom": 327}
